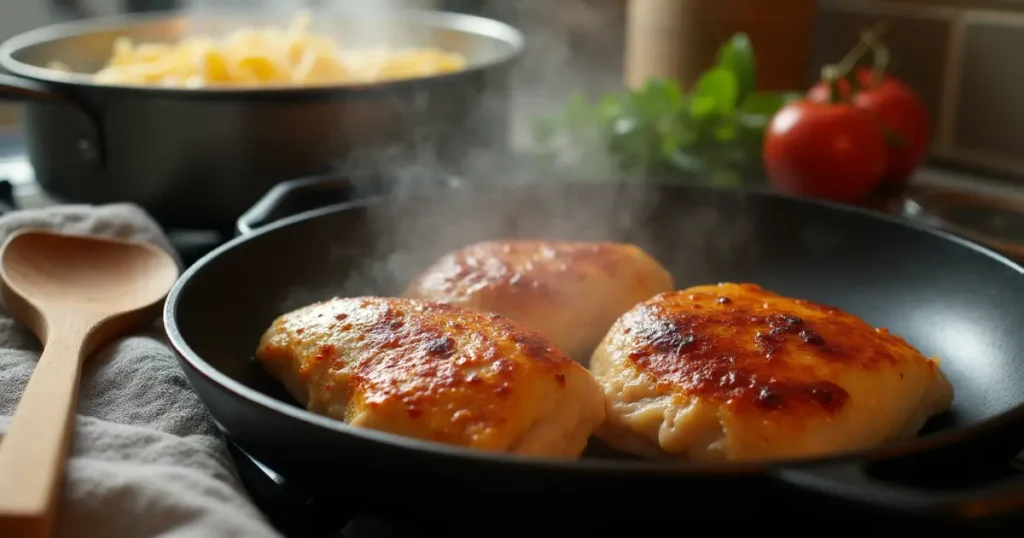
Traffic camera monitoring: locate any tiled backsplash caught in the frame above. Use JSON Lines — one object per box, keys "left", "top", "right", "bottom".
{"left": 813, "top": 0, "right": 1024, "bottom": 180}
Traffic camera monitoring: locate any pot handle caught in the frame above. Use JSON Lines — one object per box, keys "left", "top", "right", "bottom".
{"left": 0, "top": 74, "right": 106, "bottom": 166}
{"left": 235, "top": 175, "right": 365, "bottom": 236}
{"left": 776, "top": 457, "right": 1024, "bottom": 523}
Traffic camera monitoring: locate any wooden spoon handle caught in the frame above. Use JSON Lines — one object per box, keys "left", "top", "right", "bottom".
{"left": 0, "top": 326, "right": 89, "bottom": 538}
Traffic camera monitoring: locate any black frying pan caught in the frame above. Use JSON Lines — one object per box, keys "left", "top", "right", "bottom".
{"left": 164, "top": 176, "right": 1024, "bottom": 534}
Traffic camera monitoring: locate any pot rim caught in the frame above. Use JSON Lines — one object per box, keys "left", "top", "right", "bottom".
{"left": 0, "top": 7, "right": 525, "bottom": 96}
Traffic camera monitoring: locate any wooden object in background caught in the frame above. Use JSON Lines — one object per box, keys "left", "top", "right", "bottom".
{"left": 0, "top": 230, "right": 179, "bottom": 538}
{"left": 625, "top": 0, "right": 818, "bottom": 91}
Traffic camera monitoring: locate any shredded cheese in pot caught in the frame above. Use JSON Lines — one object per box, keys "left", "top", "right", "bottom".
{"left": 47, "top": 11, "right": 467, "bottom": 88}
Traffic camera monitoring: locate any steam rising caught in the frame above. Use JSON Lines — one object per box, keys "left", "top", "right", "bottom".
{"left": 174, "top": 0, "right": 733, "bottom": 307}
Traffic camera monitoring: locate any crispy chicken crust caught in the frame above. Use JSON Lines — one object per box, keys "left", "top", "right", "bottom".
{"left": 256, "top": 296, "right": 606, "bottom": 458}
{"left": 590, "top": 283, "right": 955, "bottom": 461}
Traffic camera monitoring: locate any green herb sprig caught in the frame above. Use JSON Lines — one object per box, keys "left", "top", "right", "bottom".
{"left": 532, "top": 34, "right": 801, "bottom": 186}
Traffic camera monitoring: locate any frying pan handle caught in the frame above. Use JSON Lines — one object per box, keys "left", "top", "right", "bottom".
{"left": 236, "top": 170, "right": 463, "bottom": 236}
{"left": 0, "top": 74, "right": 106, "bottom": 166}
{"left": 235, "top": 176, "right": 361, "bottom": 236}
{"left": 777, "top": 459, "right": 1024, "bottom": 522}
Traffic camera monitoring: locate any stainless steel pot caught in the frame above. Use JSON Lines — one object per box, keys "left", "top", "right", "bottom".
{"left": 0, "top": 9, "right": 524, "bottom": 229}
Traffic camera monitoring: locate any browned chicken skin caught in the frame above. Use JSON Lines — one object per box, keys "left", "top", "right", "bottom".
{"left": 403, "top": 240, "right": 675, "bottom": 360}
{"left": 590, "top": 283, "right": 954, "bottom": 461}
{"left": 255, "top": 296, "right": 606, "bottom": 458}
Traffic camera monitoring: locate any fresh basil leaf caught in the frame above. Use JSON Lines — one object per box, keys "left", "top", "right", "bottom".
{"left": 691, "top": 67, "right": 738, "bottom": 119}
{"left": 713, "top": 122, "right": 737, "bottom": 142}
{"left": 634, "top": 77, "right": 685, "bottom": 121}
{"left": 736, "top": 113, "right": 771, "bottom": 132}
{"left": 666, "top": 117, "right": 698, "bottom": 144}
{"left": 608, "top": 122, "right": 650, "bottom": 162}
{"left": 596, "top": 92, "right": 625, "bottom": 123}
{"left": 660, "top": 131, "right": 680, "bottom": 159}
{"left": 668, "top": 149, "right": 710, "bottom": 174}
{"left": 531, "top": 33, "right": 793, "bottom": 187}
{"left": 611, "top": 116, "right": 639, "bottom": 137}
{"left": 716, "top": 33, "right": 756, "bottom": 104}
{"left": 740, "top": 92, "right": 784, "bottom": 115}
{"left": 659, "top": 118, "right": 699, "bottom": 159}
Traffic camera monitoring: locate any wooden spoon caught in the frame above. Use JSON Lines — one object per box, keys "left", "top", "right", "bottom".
{"left": 0, "top": 229, "right": 180, "bottom": 537}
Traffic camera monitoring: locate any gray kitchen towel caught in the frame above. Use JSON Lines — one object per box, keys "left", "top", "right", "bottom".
{"left": 0, "top": 203, "right": 282, "bottom": 538}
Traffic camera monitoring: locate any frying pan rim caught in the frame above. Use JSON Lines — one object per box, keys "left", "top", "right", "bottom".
{"left": 163, "top": 182, "right": 1024, "bottom": 474}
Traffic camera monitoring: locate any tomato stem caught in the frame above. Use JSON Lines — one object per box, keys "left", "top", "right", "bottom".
{"left": 832, "top": 20, "right": 889, "bottom": 78}
{"left": 845, "top": 70, "right": 862, "bottom": 94}
{"left": 861, "top": 24, "right": 891, "bottom": 85}
{"left": 832, "top": 38, "right": 870, "bottom": 78}
{"left": 817, "top": 20, "right": 892, "bottom": 103}
{"left": 821, "top": 65, "right": 843, "bottom": 104}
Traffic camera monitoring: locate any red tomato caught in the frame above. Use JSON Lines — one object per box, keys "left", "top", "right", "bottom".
{"left": 807, "top": 68, "right": 931, "bottom": 184}
{"left": 763, "top": 100, "right": 888, "bottom": 204}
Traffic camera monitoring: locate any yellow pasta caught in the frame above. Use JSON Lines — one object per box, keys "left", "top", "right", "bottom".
{"left": 48, "top": 11, "right": 467, "bottom": 88}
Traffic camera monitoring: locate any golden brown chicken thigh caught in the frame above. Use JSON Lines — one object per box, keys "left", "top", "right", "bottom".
{"left": 590, "top": 283, "right": 954, "bottom": 462}
{"left": 255, "top": 296, "right": 606, "bottom": 458}
{"left": 403, "top": 240, "right": 675, "bottom": 360}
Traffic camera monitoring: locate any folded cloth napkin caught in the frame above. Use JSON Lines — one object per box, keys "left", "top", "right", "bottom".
{"left": 0, "top": 204, "right": 282, "bottom": 538}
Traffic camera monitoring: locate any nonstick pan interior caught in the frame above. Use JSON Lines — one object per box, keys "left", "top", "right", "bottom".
{"left": 166, "top": 182, "right": 1024, "bottom": 523}
{"left": 173, "top": 181, "right": 1024, "bottom": 434}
